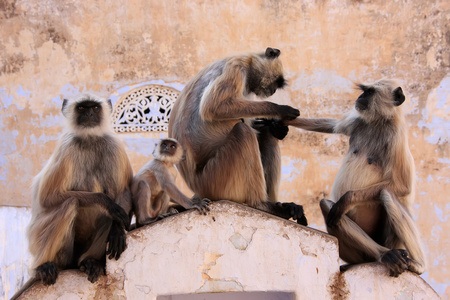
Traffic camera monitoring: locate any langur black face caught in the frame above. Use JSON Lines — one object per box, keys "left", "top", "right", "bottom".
{"left": 355, "top": 83, "right": 406, "bottom": 113}
{"left": 355, "top": 85, "right": 375, "bottom": 112}
{"left": 75, "top": 100, "right": 103, "bottom": 128}
{"left": 160, "top": 139, "right": 178, "bottom": 156}
{"left": 247, "top": 47, "right": 287, "bottom": 98}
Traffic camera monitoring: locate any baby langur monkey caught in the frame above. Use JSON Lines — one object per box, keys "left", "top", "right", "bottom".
{"left": 131, "top": 138, "right": 211, "bottom": 227}
{"left": 286, "top": 79, "right": 426, "bottom": 277}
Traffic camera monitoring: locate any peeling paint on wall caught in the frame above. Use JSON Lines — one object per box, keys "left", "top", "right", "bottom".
{"left": 0, "top": 207, "right": 31, "bottom": 300}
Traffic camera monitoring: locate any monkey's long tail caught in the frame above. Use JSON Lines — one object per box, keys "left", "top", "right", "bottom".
{"left": 9, "top": 277, "right": 39, "bottom": 300}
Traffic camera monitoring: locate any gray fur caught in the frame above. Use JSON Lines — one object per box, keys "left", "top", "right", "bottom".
{"left": 288, "top": 79, "right": 426, "bottom": 276}
{"left": 168, "top": 48, "right": 307, "bottom": 225}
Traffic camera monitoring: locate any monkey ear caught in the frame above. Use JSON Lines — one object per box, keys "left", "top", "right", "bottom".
{"left": 106, "top": 99, "right": 113, "bottom": 111}
{"left": 152, "top": 142, "right": 158, "bottom": 155}
{"left": 61, "top": 99, "right": 69, "bottom": 116}
{"left": 393, "top": 87, "right": 405, "bottom": 106}
{"left": 265, "top": 47, "right": 281, "bottom": 59}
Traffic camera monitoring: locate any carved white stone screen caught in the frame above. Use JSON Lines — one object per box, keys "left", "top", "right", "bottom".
{"left": 112, "top": 85, "right": 180, "bottom": 132}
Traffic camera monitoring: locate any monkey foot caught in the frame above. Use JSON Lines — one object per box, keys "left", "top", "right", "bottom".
{"left": 79, "top": 258, "right": 104, "bottom": 283}
{"left": 36, "top": 262, "right": 59, "bottom": 285}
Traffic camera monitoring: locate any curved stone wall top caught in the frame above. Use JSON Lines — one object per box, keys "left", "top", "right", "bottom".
{"left": 16, "top": 201, "right": 438, "bottom": 300}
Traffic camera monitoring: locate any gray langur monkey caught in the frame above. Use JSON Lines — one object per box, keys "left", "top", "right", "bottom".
{"left": 168, "top": 47, "right": 307, "bottom": 225}
{"left": 15, "top": 94, "right": 133, "bottom": 298}
{"left": 131, "top": 138, "right": 211, "bottom": 227}
{"left": 286, "top": 79, "right": 426, "bottom": 276}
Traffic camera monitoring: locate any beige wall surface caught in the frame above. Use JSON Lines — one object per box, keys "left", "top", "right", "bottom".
{"left": 0, "top": 0, "right": 448, "bottom": 298}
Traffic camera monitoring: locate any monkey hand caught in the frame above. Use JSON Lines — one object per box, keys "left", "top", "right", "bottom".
{"left": 106, "top": 221, "right": 127, "bottom": 260}
{"left": 283, "top": 202, "right": 307, "bottom": 226}
{"left": 252, "top": 119, "right": 289, "bottom": 140}
{"left": 108, "top": 202, "right": 130, "bottom": 231}
{"left": 189, "top": 196, "right": 211, "bottom": 215}
{"left": 275, "top": 202, "right": 308, "bottom": 226}
{"left": 278, "top": 105, "right": 300, "bottom": 120}
{"left": 380, "top": 249, "right": 411, "bottom": 277}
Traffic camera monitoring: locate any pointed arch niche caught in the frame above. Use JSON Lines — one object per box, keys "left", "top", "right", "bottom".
{"left": 112, "top": 84, "right": 180, "bottom": 133}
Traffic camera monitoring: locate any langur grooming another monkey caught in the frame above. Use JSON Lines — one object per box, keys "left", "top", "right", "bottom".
{"left": 131, "top": 138, "right": 211, "bottom": 228}
{"left": 26, "top": 94, "right": 132, "bottom": 287}
{"left": 286, "top": 79, "right": 426, "bottom": 276}
{"left": 168, "top": 47, "right": 307, "bottom": 225}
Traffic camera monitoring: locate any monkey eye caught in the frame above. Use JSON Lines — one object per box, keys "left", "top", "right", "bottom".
{"left": 276, "top": 76, "right": 286, "bottom": 88}
{"left": 170, "top": 145, "right": 176, "bottom": 149}
{"left": 77, "top": 106, "right": 85, "bottom": 111}
{"left": 162, "top": 143, "right": 167, "bottom": 147}
{"left": 365, "top": 88, "right": 375, "bottom": 95}
{"left": 93, "top": 105, "right": 100, "bottom": 112}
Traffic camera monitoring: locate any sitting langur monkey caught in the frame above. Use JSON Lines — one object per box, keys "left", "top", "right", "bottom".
{"left": 27, "top": 94, "right": 132, "bottom": 286}
{"left": 131, "top": 138, "right": 211, "bottom": 227}
{"left": 168, "top": 47, "right": 307, "bottom": 225}
{"left": 286, "top": 79, "right": 426, "bottom": 276}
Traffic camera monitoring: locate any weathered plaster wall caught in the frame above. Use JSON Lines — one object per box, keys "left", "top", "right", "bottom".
{"left": 0, "top": 0, "right": 448, "bottom": 299}
{"left": 15, "top": 202, "right": 441, "bottom": 300}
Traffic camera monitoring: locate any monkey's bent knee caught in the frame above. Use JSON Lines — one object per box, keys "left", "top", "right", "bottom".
{"left": 320, "top": 198, "right": 334, "bottom": 213}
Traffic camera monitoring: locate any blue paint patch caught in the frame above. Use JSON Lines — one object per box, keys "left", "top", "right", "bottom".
{"left": 51, "top": 96, "right": 63, "bottom": 107}
{"left": 435, "top": 77, "right": 449, "bottom": 109}
{"left": 0, "top": 88, "right": 14, "bottom": 108}
{"left": 0, "top": 156, "right": 7, "bottom": 180}
{"left": 109, "top": 94, "right": 120, "bottom": 106}
{"left": 115, "top": 85, "right": 131, "bottom": 96}
{"left": 436, "top": 176, "right": 450, "bottom": 183}
{"left": 28, "top": 134, "right": 58, "bottom": 145}
{"left": 282, "top": 163, "right": 296, "bottom": 177}
{"left": 291, "top": 70, "right": 354, "bottom": 96}
{"left": 434, "top": 205, "right": 447, "bottom": 222}
{"left": 29, "top": 134, "right": 37, "bottom": 144}
{"left": 418, "top": 116, "right": 449, "bottom": 144}
{"left": 433, "top": 225, "right": 442, "bottom": 231}
{"left": 39, "top": 134, "right": 59, "bottom": 144}
{"left": 60, "top": 83, "right": 81, "bottom": 98}
{"left": 281, "top": 158, "right": 305, "bottom": 182}
{"left": 16, "top": 85, "right": 31, "bottom": 98}
{"left": 40, "top": 114, "right": 63, "bottom": 128}
{"left": 437, "top": 158, "right": 450, "bottom": 164}
{"left": 427, "top": 175, "right": 433, "bottom": 182}
{"left": 0, "top": 130, "right": 18, "bottom": 154}
{"left": 123, "top": 137, "right": 159, "bottom": 157}
{"left": 328, "top": 160, "right": 340, "bottom": 166}
{"left": 420, "top": 272, "right": 448, "bottom": 296}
